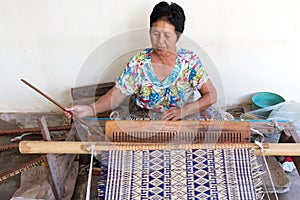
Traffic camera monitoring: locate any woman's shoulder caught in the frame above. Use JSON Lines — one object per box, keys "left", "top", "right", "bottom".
{"left": 124, "top": 48, "right": 152, "bottom": 71}
{"left": 177, "top": 47, "right": 200, "bottom": 62}
{"left": 130, "top": 48, "right": 152, "bottom": 62}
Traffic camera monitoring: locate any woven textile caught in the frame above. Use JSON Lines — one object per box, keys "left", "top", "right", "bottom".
{"left": 98, "top": 148, "right": 263, "bottom": 200}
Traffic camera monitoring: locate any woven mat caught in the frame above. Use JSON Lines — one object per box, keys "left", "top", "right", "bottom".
{"left": 98, "top": 148, "right": 264, "bottom": 200}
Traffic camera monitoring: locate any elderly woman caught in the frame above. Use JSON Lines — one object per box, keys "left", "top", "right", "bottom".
{"left": 65, "top": 1, "right": 232, "bottom": 120}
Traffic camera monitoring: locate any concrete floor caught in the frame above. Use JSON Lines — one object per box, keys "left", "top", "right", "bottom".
{"left": 1, "top": 112, "right": 300, "bottom": 200}
{"left": 275, "top": 170, "right": 300, "bottom": 200}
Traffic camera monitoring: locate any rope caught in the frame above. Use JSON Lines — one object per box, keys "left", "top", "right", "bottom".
{"left": 86, "top": 145, "right": 95, "bottom": 200}
{"left": 254, "top": 138, "right": 279, "bottom": 200}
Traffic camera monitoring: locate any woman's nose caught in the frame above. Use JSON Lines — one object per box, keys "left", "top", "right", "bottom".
{"left": 158, "top": 35, "right": 165, "bottom": 43}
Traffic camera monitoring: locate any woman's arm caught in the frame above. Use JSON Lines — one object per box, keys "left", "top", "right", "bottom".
{"left": 183, "top": 79, "right": 217, "bottom": 115}
{"left": 92, "top": 86, "right": 127, "bottom": 114}
{"left": 64, "top": 86, "right": 127, "bottom": 119}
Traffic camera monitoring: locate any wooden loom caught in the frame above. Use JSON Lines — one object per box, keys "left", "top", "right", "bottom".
{"left": 19, "top": 79, "right": 300, "bottom": 155}
{"left": 20, "top": 120, "right": 300, "bottom": 158}
{"left": 17, "top": 79, "right": 300, "bottom": 199}
{"left": 18, "top": 79, "right": 300, "bottom": 170}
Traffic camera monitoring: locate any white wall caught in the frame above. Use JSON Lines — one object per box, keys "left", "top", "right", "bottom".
{"left": 1, "top": 0, "right": 299, "bottom": 112}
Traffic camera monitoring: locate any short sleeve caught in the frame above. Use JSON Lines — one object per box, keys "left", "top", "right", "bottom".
{"left": 115, "top": 48, "right": 152, "bottom": 95}
{"left": 115, "top": 58, "right": 139, "bottom": 95}
{"left": 188, "top": 51, "right": 209, "bottom": 89}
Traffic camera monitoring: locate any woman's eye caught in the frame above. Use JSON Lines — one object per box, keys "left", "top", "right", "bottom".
{"left": 153, "top": 32, "right": 159, "bottom": 36}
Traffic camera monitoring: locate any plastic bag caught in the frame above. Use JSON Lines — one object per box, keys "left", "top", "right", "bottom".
{"left": 243, "top": 101, "right": 300, "bottom": 137}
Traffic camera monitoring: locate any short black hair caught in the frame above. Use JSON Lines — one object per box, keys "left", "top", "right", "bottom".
{"left": 150, "top": 1, "right": 185, "bottom": 38}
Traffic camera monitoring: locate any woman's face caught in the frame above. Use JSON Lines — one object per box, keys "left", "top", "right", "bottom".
{"left": 150, "top": 20, "right": 178, "bottom": 55}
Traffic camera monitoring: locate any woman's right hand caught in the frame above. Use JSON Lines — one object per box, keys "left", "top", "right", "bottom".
{"left": 64, "top": 105, "right": 95, "bottom": 119}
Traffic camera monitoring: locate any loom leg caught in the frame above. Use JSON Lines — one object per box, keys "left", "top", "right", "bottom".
{"left": 279, "top": 129, "right": 300, "bottom": 175}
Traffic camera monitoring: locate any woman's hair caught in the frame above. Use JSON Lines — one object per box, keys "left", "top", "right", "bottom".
{"left": 150, "top": 1, "right": 185, "bottom": 38}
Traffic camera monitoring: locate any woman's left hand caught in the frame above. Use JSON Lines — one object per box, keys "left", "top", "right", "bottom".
{"left": 160, "top": 107, "right": 184, "bottom": 120}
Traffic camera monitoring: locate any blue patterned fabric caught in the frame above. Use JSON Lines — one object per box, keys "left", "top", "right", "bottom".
{"left": 98, "top": 148, "right": 263, "bottom": 200}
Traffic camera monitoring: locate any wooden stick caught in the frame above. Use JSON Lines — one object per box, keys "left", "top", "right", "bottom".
{"left": 0, "top": 125, "right": 72, "bottom": 136}
{"left": 19, "top": 141, "right": 300, "bottom": 156}
{"left": 0, "top": 156, "right": 45, "bottom": 182}
{"left": 21, "top": 79, "right": 103, "bottom": 135}
{"left": 21, "top": 79, "right": 66, "bottom": 110}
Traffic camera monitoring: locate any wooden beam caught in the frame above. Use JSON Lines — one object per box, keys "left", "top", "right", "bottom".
{"left": 19, "top": 141, "right": 300, "bottom": 156}
{"left": 0, "top": 125, "right": 71, "bottom": 136}
{"left": 37, "top": 117, "right": 77, "bottom": 200}
{"left": 38, "top": 117, "right": 63, "bottom": 200}
{"left": 105, "top": 120, "right": 251, "bottom": 143}
{"left": 278, "top": 127, "right": 300, "bottom": 174}
{"left": 71, "top": 82, "right": 115, "bottom": 101}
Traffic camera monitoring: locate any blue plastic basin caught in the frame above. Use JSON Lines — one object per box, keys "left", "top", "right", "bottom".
{"left": 252, "top": 92, "right": 285, "bottom": 110}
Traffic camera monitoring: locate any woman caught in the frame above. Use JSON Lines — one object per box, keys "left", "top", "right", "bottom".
{"left": 65, "top": 2, "right": 229, "bottom": 120}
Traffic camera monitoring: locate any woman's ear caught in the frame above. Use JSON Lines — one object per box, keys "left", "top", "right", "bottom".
{"left": 176, "top": 33, "right": 182, "bottom": 42}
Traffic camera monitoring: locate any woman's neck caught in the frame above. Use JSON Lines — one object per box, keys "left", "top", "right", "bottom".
{"left": 154, "top": 50, "right": 173, "bottom": 57}
{"left": 151, "top": 49, "right": 176, "bottom": 81}
{"left": 152, "top": 49, "right": 176, "bottom": 63}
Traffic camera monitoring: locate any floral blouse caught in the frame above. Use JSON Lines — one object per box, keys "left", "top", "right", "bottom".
{"left": 115, "top": 47, "right": 208, "bottom": 113}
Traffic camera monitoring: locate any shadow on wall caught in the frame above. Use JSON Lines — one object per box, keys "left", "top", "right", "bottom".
{"left": 99, "top": 50, "right": 140, "bottom": 83}
{"left": 238, "top": 93, "right": 255, "bottom": 105}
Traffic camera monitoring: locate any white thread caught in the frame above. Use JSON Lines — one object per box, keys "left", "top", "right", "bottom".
{"left": 86, "top": 145, "right": 95, "bottom": 200}
{"left": 110, "top": 110, "right": 120, "bottom": 120}
{"left": 255, "top": 140, "right": 279, "bottom": 200}
{"left": 250, "top": 128, "right": 265, "bottom": 142}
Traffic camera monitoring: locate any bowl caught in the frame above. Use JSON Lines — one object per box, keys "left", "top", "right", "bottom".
{"left": 252, "top": 92, "right": 285, "bottom": 110}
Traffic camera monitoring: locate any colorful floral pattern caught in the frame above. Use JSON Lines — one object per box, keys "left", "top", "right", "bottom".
{"left": 116, "top": 48, "right": 208, "bottom": 113}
